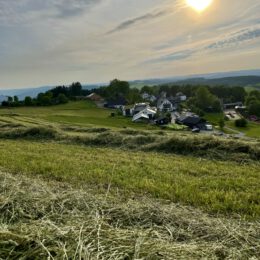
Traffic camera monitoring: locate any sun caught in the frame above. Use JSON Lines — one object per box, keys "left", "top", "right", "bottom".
{"left": 186, "top": 0, "right": 213, "bottom": 12}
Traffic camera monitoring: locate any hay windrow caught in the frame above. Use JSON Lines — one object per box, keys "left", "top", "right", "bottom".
{"left": 0, "top": 171, "right": 259, "bottom": 259}
{"left": 0, "top": 124, "right": 259, "bottom": 162}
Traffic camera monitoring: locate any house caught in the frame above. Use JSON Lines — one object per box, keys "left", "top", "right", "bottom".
{"left": 132, "top": 112, "right": 150, "bottom": 123}
{"left": 223, "top": 102, "right": 243, "bottom": 110}
{"left": 167, "top": 92, "right": 187, "bottom": 110}
{"left": 132, "top": 107, "right": 157, "bottom": 122}
{"left": 176, "top": 92, "right": 187, "bottom": 102}
{"left": 133, "top": 103, "right": 149, "bottom": 115}
{"left": 104, "top": 97, "right": 127, "bottom": 109}
{"left": 176, "top": 115, "right": 206, "bottom": 129}
{"left": 123, "top": 108, "right": 132, "bottom": 117}
{"left": 157, "top": 92, "right": 174, "bottom": 112}
{"left": 157, "top": 99, "right": 174, "bottom": 112}
{"left": 141, "top": 92, "right": 157, "bottom": 103}
{"left": 86, "top": 93, "right": 104, "bottom": 102}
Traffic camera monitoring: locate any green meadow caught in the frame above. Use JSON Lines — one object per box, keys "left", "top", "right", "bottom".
{"left": 0, "top": 101, "right": 259, "bottom": 259}
{"left": 0, "top": 101, "right": 154, "bottom": 130}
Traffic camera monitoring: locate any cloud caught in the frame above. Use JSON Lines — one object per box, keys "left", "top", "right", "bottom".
{"left": 149, "top": 50, "right": 195, "bottom": 63}
{"left": 53, "top": 0, "right": 102, "bottom": 18}
{"left": 206, "top": 27, "right": 260, "bottom": 50}
{"left": 107, "top": 9, "right": 168, "bottom": 34}
{"left": 148, "top": 26, "right": 260, "bottom": 63}
{"left": 0, "top": 0, "right": 102, "bottom": 24}
{"left": 106, "top": 1, "right": 184, "bottom": 35}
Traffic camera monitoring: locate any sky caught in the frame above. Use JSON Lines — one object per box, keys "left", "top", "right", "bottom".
{"left": 0, "top": 0, "right": 260, "bottom": 89}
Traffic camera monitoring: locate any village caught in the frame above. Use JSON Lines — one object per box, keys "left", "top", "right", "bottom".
{"left": 87, "top": 91, "right": 215, "bottom": 133}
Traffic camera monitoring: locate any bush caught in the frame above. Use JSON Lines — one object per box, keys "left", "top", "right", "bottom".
{"left": 235, "top": 118, "right": 248, "bottom": 127}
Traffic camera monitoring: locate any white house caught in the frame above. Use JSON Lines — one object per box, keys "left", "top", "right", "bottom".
{"left": 176, "top": 92, "right": 187, "bottom": 102}
{"left": 132, "top": 107, "right": 157, "bottom": 122}
{"left": 141, "top": 92, "right": 157, "bottom": 103}
{"left": 133, "top": 103, "right": 149, "bottom": 114}
{"left": 157, "top": 94, "right": 174, "bottom": 112}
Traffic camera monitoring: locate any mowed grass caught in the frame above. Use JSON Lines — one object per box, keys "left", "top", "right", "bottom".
{"left": 227, "top": 121, "right": 260, "bottom": 138}
{"left": 0, "top": 139, "right": 259, "bottom": 218}
{"left": 0, "top": 101, "right": 155, "bottom": 130}
{"left": 204, "top": 113, "right": 224, "bottom": 126}
{"left": 205, "top": 113, "right": 260, "bottom": 138}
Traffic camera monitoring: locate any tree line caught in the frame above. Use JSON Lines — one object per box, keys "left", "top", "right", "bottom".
{"left": 1, "top": 79, "right": 260, "bottom": 118}
{"left": 1, "top": 82, "right": 85, "bottom": 107}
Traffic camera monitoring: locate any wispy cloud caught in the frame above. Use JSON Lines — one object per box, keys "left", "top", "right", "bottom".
{"left": 0, "top": 0, "right": 102, "bottom": 24}
{"left": 107, "top": 10, "right": 168, "bottom": 34}
{"left": 106, "top": 0, "right": 186, "bottom": 35}
{"left": 206, "top": 27, "right": 260, "bottom": 50}
{"left": 148, "top": 26, "right": 260, "bottom": 63}
{"left": 53, "top": 0, "right": 102, "bottom": 18}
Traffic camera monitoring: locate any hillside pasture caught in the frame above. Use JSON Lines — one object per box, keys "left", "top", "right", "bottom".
{"left": 0, "top": 102, "right": 259, "bottom": 258}
{"left": 0, "top": 101, "right": 155, "bottom": 130}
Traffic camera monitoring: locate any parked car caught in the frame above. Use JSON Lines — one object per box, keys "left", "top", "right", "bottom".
{"left": 192, "top": 127, "right": 200, "bottom": 133}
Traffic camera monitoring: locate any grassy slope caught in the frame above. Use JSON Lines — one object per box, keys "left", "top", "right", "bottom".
{"left": 1, "top": 171, "right": 259, "bottom": 259}
{"left": 226, "top": 121, "right": 260, "bottom": 138}
{"left": 0, "top": 101, "right": 154, "bottom": 130}
{"left": 0, "top": 139, "right": 259, "bottom": 218}
{"left": 0, "top": 102, "right": 260, "bottom": 258}
{"left": 1, "top": 101, "right": 260, "bottom": 137}
{"left": 204, "top": 113, "right": 260, "bottom": 138}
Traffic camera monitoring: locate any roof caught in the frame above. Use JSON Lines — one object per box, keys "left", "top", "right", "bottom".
{"left": 178, "top": 115, "right": 203, "bottom": 125}
{"left": 106, "top": 97, "right": 127, "bottom": 106}
{"left": 87, "top": 93, "right": 95, "bottom": 98}
{"left": 176, "top": 92, "right": 185, "bottom": 96}
{"left": 132, "top": 112, "right": 149, "bottom": 122}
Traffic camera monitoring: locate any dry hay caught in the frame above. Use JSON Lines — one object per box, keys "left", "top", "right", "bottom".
{"left": 0, "top": 171, "right": 259, "bottom": 259}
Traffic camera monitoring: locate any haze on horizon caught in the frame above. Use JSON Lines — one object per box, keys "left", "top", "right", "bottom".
{"left": 0, "top": 0, "right": 260, "bottom": 89}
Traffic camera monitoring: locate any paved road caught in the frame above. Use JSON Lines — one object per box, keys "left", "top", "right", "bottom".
{"left": 225, "top": 126, "right": 245, "bottom": 138}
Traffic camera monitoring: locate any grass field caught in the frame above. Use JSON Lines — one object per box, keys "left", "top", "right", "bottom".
{"left": 0, "top": 139, "right": 259, "bottom": 217}
{"left": 204, "top": 112, "right": 260, "bottom": 138}
{"left": 0, "top": 101, "right": 259, "bottom": 258}
{"left": 226, "top": 120, "right": 260, "bottom": 138}
{"left": 0, "top": 101, "right": 155, "bottom": 130}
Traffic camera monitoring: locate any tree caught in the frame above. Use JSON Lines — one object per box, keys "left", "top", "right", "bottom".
{"left": 218, "top": 118, "right": 225, "bottom": 130}
{"left": 140, "top": 86, "right": 154, "bottom": 95}
{"left": 195, "top": 86, "right": 214, "bottom": 110}
{"left": 106, "top": 79, "right": 130, "bottom": 99}
{"left": 188, "top": 86, "right": 222, "bottom": 113}
{"left": 235, "top": 118, "right": 248, "bottom": 127}
{"left": 69, "top": 82, "right": 82, "bottom": 96}
{"left": 1, "top": 101, "right": 9, "bottom": 107}
{"left": 37, "top": 92, "right": 52, "bottom": 106}
{"left": 8, "top": 96, "right": 13, "bottom": 102}
{"left": 14, "top": 96, "right": 19, "bottom": 103}
{"left": 248, "top": 101, "right": 260, "bottom": 117}
{"left": 57, "top": 93, "right": 69, "bottom": 104}
{"left": 127, "top": 88, "right": 141, "bottom": 104}
{"left": 50, "top": 86, "right": 69, "bottom": 98}
{"left": 24, "top": 96, "right": 33, "bottom": 106}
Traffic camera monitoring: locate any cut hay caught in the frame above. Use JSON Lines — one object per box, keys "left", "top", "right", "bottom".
{"left": 0, "top": 171, "right": 259, "bottom": 259}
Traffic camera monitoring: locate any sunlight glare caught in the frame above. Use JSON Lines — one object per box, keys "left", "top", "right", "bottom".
{"left": 186, "top": 0, "right": 213, "bottom": 12}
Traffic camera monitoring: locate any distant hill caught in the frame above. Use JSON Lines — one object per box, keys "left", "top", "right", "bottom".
{"left": 173, "top": 76, "right": 260, "bottom": 87}
{"left": 0, "top": 95, "right": 7, "bottom": 103}
{"left": 0, "top": 83, "right": 106, "bottom": 100}
{"left": 1, "top": 69, "right": 260, "bottom": 98}
{"left": 130, "top": 69, "right": 260, "bottom": 88}
{"left": 0, "top": 86, "right": 52, "bottom": 100}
